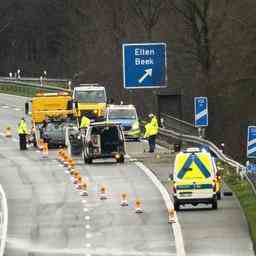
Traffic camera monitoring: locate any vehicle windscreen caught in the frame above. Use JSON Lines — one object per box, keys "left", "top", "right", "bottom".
{"left": 108, "top": 109, "right": 137, "bottom": 120}
{"left": 74, "top": 90, "right": 106, "bottom": 103}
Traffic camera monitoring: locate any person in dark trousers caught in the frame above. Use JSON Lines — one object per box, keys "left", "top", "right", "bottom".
{"left": 17, "top": 117, "right": 28, "bottom": 150}
{"left": 144, "top": 113, "right": 159, "bottom": 153}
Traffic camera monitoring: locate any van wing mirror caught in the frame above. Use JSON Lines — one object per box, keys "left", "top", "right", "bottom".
{"left": 187, "top": 167, "right": 192, "bottom": 171}
{"left": 25, "top": 102, "right": 29, "bottom": 115}
{"left": 169, "top": 173, "right": 173, "bottom": 180}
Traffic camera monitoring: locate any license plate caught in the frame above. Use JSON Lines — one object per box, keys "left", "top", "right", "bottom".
{"left": 180, "top": 192, "right": 192, "bottom": 197}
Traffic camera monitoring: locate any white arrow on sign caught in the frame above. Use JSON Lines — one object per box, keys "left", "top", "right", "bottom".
{"left": 138, "top": 68, "right": 152, "bottom": 83}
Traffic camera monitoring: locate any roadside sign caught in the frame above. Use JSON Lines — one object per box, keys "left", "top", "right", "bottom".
{"left": 247, "top": 163, "right": 256, "bottom": 172}
{"left": 122, "top": 43, "right": 167, "bottom": 89}
{"left": 194, "top": 97, "right": 208, "bottom": 127}
{"left": 247, "top": 126, "right": 256, "bottom": 158}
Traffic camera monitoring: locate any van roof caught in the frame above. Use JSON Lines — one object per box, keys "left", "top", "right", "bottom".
{"left": 74, "top": 86, "right": 105, "bottom": 91}
{"left": 108, "top": 104, "right": 136, "bottom": 110}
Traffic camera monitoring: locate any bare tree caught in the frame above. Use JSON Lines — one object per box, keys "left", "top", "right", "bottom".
{"left": 167, "top": 0, "right": 231, "bottom": 87}
{"left": 131, "top": 0, "right": 164, "bottom": 40}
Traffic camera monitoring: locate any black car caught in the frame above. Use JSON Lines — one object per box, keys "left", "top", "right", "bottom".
{"left": 82, "top": 122, "right": 125, "bottom": 164}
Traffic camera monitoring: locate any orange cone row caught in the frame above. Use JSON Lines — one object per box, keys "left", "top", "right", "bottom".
{"left": 55, "top": 150, "right": 150, "bottom": 215}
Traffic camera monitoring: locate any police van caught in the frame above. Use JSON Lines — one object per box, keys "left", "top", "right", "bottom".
{"left": 172, "top": 147, "right": 218, "bottom": 210}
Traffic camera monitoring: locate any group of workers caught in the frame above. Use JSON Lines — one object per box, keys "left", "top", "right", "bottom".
{"left": 17, "top": 113, "right": 159, "bottom": 153}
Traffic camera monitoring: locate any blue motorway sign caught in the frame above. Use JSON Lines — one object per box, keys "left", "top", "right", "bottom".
{"left": 247, "top": 163, "right": 256, "bottom": 172}
{"left": 194, "top": 97, "right": 208, "bottom": 127}
{"left": 122, "top": 43, "right": 167, "bottom": 89}
{"left": 247, "top": 126, "right": 256, "bottom": 158}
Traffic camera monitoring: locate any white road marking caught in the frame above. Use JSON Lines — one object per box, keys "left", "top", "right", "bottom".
{"left": 85, "top": 224, "right": 91, "bottom": 229}
{"left": 135, "top": 161, "right": 186, "bottom": 256}
{"left": 2, "top": 106, "right": 8, "bottom": 109}
{"left": 83, "top": 208, "right": 89, "bottom": 212}
{"left": 85, "top": 243, "right": 91, "bottom": 248}
{"left": 85, "top": 233, "right": 92, "bottom": 239}
{"left": 14, "top": 108, "right": 21, "bottom": 111}
{"left": 85, "top": 216, "right": 90, "bottom": 220}
{"left": 81, "top": 199, "right": 87, "bottom": 204}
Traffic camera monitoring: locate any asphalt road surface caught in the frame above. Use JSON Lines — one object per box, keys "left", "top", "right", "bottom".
{"left": 0, "top": 93, "right": 175, "bottom": 256}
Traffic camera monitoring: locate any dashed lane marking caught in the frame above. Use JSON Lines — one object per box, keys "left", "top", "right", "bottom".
{"left": 85, "top": 216, "right": 90, "bottom": 220}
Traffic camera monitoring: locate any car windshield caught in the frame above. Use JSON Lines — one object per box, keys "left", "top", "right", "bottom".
{"left": 74, "top": 90, "right": 106, "bottom": 103}
{"left": 108, "top": 109, "right": 137, "bottom": 120}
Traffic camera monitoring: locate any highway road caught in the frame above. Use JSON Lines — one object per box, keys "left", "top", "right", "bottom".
{"left": 0, "top": 93, "right": 175, "bottom": 256}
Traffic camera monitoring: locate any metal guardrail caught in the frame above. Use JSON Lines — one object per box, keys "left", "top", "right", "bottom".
{"left": 0, "top": 76, "right": 70, "bottom": 83}
{"left": 158, "top": 127, "right": 256, "bottom": 195}
{"left": 161, "top": 113, "right": 198, "bottom": 136}
{"left": 0, "top": 79, "right": 70, "bottom": 93}
{"left": 0, "top": 185, "right": 8, "bottom": 256}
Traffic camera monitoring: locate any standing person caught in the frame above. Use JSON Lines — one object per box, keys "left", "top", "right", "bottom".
{"left": 17, "top": 117, "right": 28, "bottom": 150}
{"left": 80, "top": 115, "right": 90, "bottom": 129}
{"left": 144, "top": 113, "right": 159, "bottom": 153}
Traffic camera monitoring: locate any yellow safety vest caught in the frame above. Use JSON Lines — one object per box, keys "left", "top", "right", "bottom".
{"left": 80, "top": 116, "right": 90, "bottom": 128}
{"left": 17, "top": 120, "right": 28, "bottom": 134}
{"left": 144, "top": 116, "right": 159, "bottom": 138}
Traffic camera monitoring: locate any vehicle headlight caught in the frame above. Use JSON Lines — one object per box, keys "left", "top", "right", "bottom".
{"left": 132, "top": 121, "right": 139, "bottom": 130}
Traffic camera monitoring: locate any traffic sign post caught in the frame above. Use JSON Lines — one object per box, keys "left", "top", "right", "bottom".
{"left": 194, "top": 97, "right": 208, "bottom": 128}
{"left": 122, "top": 43, "right": 167, "bottom": 89}
{"left": 247, "top": 126, "right": 256, "bottom": 159}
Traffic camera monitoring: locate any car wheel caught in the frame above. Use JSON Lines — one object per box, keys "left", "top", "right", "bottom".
{"left": 217, "top": 191, "right": 221, "bottom": 200}
{"left": 174, "top": 199, "right": 180, "bottom": 211}
{"left": 212, "top": 198, "right": 218, "bottom": 210}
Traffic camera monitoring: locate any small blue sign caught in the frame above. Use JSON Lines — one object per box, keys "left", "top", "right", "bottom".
{"left": 194, "top": 97, "right": 208, "bottom": 127}
{"left": 122, "top": 43, "right": 167, "bottom": 89}
{"left": 247, "top": 163, "right": 256, "bottom": 172}
{"left": 247, "top": 126, "right": 256, "bottom": 158}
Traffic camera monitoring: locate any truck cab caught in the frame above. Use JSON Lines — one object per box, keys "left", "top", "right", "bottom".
{"left": 73, "top": 85, "right": 107, "bottom": 121}
{"left": 172, "top": 147, "right": 218, "bottom": 210}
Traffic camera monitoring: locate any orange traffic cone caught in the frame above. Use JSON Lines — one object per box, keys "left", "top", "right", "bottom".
{"left": 120, "top": 193, "right": 128, "bottom": 207}
{"left": 68, "top": 159, "right": 75, "bottom": 170}
{"left": 74, "top": 175, "right": 82, "bottom": 185}
{"left": 37, "top": 139, "right": 44, "bottom": 150}
{"left": 80, "top": 181, "right": 88, "bottom": 196}
{"left": 100, "top": 185, "right": 107, "bottom": 200}
{"left": 4, "top": 127, "right": 12, "bottom": 137}
{"left": 135, "top": 198, "right": 143, "bottom": 213}
{"left": 168, "top": 208, "right": 176, "bottom": 223}
{"left": 42, "top": 143, "right": 48, "bottom": 158}
{"left": 63, "top": 155, "right": 70, "bottom": 167}
{"left": 57, "top": 149, "right": 64, "bottom": 162}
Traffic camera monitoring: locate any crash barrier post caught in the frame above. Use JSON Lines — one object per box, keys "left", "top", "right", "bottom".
{"left": 4, "top": 127, "right": 12, "bottom": 138}
{"left": 135, "top": 198, "right": 143, "bottom": 213}
{"left": 100, "top": 185, "right": 107, "bottom": 200}
{"left": 120, "top": 193, "right": 129, "bottom": 207}
{"left": 168, "top": 208, "right": 176, "bottom": 223}
{"left": 0, "top": 185, "right": 8, "bottom": 256}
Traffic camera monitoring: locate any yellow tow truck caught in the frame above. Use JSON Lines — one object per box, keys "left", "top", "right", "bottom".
{"left": 72, "top": 84, "right": 107, "bottom": 121}
{"left": 25, "top": 92, "right": 74, "bottom": 147}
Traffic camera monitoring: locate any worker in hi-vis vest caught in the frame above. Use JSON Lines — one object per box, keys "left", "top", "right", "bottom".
{"left": 17, "top": 117, "right": 28, "bottom": 150}
{"left": 80, "top": 115, "right": 91, "bottom": 129}
{"left": 144, "top": 113, "right": 159, "bottom": 153}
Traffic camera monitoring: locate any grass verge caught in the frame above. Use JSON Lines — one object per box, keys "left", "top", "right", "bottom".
{"left": 223, "top": 165, "right": 256, "bottom": 251}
